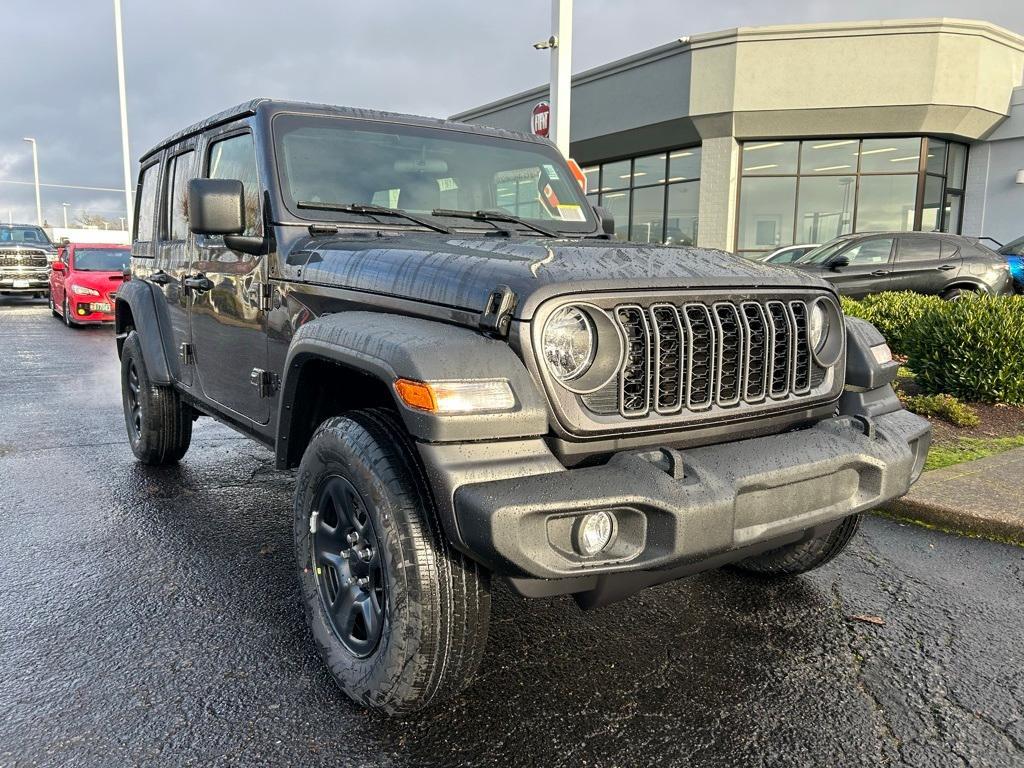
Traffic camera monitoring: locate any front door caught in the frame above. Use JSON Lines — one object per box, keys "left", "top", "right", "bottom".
{"left": 189, "top": 129, "right": 270, "bottom": 425}
{"left": 156, "top": 147, "right": 198, "bottom": 387}
{"left": 827, "top": 236, "right": 896, "bottom": 298}
{"left": 889, "top": 235, "right": 961, "bottom": 295}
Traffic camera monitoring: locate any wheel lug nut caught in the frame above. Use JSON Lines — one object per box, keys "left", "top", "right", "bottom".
{"left": 358, "top": 548, "right": 373, "bottom": 562}
{"left": 346, "top": 532, "right": 360, "bottom": 545}
{"left": 356, "top": 577, "right": 370, "bottom": 589}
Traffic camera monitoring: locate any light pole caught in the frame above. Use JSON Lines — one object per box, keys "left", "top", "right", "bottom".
{"left": 22, "top": 138, "right": 42, "bottom": 226}
{"left": 61, "top": 202, "right": 71, "bottom": 229}
{"left": 118, "top": 216, "right": 126, "bottom": 231}
{"left": 113, "top": 0, "right": 133, "bottom": 231}
{"left": 533, "top": 0, "right": 573, "bottom": 157}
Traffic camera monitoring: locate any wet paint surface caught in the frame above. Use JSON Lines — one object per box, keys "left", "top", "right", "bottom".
{"left": 2, "top": 297, "right": 1023, "bottom": 768}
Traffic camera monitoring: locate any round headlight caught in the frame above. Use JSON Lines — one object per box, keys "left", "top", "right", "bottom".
{"left": 542, "top": 305, "right": 596, "bottom": 382}
{"left": 809, "top": 301, "right": 828, "bottom": 352}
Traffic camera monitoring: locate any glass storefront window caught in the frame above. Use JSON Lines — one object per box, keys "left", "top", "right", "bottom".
{"left": 633, "top": 153, "right": 666, "bottom": 185}
{"left": 800, "top": 140, "right": 858, "bottom": 175}
{"left": 668, "top": 148, "right": 700, "bottom": 181}
{"left": 859, "top": 137, "right": 921, "bottom": 173}
{"left": 855, "top": 175, "right": 918, "bottom": 232}
{"left": 630, "top": 186, "right": 664, "bottom": 244}
{"left": 666, "top": 182, "right": 699, "bottom": 246}
{"left": 921, "top": 175, "right": 944, "bottom": 231}
{"left": 947, "top": 144, "right": 967, "bottom": 188}
{"left": 600, "top": 190, "right": 629, "bottom": 240}
{"left": 582, "top": 166, "right": 600, "bottom": 194}
{"left": 737, "top": 177, "right": 797, "bottom": 250}
{"left": 926, "top": 138, "right": 947, "bottom": 176}
{"left": 741, "top": 141, "right": 799, "bottom": 175}
{"left": 601, "top": 160, "right": 631, "bottom": 192}
{"left": 796, "top": 176, "right": 856, "bottom": 243}
{"left": 942, "top": 193, "right": 962, "bottom": 234}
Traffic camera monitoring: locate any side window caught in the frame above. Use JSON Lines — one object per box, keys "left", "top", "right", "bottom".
{"left": 842, "top": 238, "right": 893, "bottom": 266}
{"left": 135, "top": 162, "right": 159, "bottom": 242}
{"left": 164, "top": 150, "right": 196, "bottom": 241}
{"left": 897, "top": 237, "right": 941, "bottom": 262}
{"left": 207, "top": 133, "right": 261, "bottom": 237}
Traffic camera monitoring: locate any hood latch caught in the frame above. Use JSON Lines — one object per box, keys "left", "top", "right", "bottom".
{"left": 478, "top": 284, "right": 517, "bottom": 338}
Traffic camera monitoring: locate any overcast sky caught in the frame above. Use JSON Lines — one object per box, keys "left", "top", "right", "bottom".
{"left": 2, "top": 0, "right": 1023, "bottom": 227}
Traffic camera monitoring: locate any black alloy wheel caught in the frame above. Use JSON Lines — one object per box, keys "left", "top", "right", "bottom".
{"left": 311, "top": 475, "right": 386, "bottom": 658}
{"left": 125, "top": 359, "right": 143, "bottom": 440}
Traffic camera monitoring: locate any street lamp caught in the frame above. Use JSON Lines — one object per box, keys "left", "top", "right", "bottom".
{"left": 61, "top": 202, "right": 71, "bottom": 229}
{"left": 22, "top": 137, "right": 42, "bottom": 226}
{"left": 533, "top": 0, "right": 573, "bottom": 157}
{"left": 113, "top": 0, "right": 133, "bottom": 231}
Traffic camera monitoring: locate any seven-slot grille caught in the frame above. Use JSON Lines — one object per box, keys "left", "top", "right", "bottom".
{"left": 589, "top": 298, "right": 819, "bottom": 418}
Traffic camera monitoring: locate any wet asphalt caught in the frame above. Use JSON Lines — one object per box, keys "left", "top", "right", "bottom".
{"left": 1, "top": 296, "right": 1022, "bottom": 768}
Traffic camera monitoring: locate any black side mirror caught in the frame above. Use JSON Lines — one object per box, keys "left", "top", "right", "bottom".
{"left": 188, "top": 178, "right": 246, "bottom": 236}
{"left": 829, "top": 255, "right": 850, "bottom": 270}
{"left": 594, "top": 205, "right": 615, "bottom": 236}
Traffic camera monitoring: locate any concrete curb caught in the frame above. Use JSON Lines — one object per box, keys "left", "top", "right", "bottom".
{"left": 881, "top": 446, "right": 1024, "bottom": 546}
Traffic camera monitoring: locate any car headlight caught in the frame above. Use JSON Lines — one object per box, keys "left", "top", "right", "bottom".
{"left": 542, "top": 305, "right": 596, "bottom": 382}
{"left": 809, "top": 301, "right": 828, "bottom": 352}
{"left": 71, "top": 285, "right": 100, "bottom": 297}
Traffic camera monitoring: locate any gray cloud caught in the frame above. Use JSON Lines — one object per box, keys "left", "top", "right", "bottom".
{"left": 2, "top": 0, "right": 1022, "bottom": 225}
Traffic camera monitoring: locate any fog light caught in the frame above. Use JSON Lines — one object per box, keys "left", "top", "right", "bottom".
{"left": 574, "top": 511, "right": 614, "bottom": 556}
{"left": 77, "top": 306, "right": 87, "bottom": 315}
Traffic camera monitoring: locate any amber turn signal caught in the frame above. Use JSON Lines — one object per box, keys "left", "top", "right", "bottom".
{"left": 393, "top": 378, "right": 516, "bottom": 414}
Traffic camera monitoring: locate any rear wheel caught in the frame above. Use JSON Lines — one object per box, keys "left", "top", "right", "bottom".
{"left": 941, "top": 287, "right": 974, "bottom": 301}
{"left": 294, "top": 408, "right": 490, "bottom": 715}
{"left": 732, "top": 514, "right": 861, "bottom": 577}
{"left": 120, "top": 331, "right": 192, "bottom": 465}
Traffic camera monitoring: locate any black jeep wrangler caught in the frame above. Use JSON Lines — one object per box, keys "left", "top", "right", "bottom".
{"left": 116, "top": 100, "right": 931, "bottom": 714}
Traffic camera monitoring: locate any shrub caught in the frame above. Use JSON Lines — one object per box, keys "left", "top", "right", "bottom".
{"left": 840, "top": 292, "right": 944, "bottom": 355}
{"left": 903, "top": 393, "right": 980, "bottom": 427}
{"left": 903, "top": 294, "right": 1024, "bottom": 405}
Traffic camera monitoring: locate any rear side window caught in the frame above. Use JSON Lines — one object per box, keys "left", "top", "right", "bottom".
{"left": 941, "top": 240, "right": 961, "bottom": 260}
{"left": 897, "top": 237, "right": 941, "bottom": 262}
{"left": 842, "top": 238, "right": 893, "bottom": 266}
{"left": 135, "top": 163, "right": 159, "bottom": 242}
{"left": 165, "top": 150, "right": 196, "bottom": 241}
{"left": 207, "top": 133, "right": 261, "bottom": 237}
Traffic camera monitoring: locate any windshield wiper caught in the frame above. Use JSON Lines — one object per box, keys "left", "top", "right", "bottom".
{"left": 296, "top": 201, "right": 451, "bottom": 234}
{"left": 431, "top": 208, "right": 559, "bottom": 238}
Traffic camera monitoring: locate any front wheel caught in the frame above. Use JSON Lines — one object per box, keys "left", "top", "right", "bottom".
{"left": 294, "top": 409, "right": 491, "bottom": 715}
{"left": 120, "top": 331, "right": 192, "bottom": 465}
{"left": 49, "top": 292, "right": 59, "bottom": 317}
{"left": 732, "top": 514, "right": 861, "bottom": 577}
{"left": 63, "top": 296, "right": 75, "bottom": 327}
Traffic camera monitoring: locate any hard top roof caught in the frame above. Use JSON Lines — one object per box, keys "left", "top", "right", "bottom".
{"left": 140, "top": 98, "right": 550, "bottom": 163}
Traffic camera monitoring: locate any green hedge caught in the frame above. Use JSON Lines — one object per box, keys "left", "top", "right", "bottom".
{"left": 842, "top": 292, "right": 1024, "bottom": 405}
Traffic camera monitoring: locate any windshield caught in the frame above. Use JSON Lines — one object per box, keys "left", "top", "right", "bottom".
{"left": 73, "top": 247, "right": 130, "bottom": 271}
{"left": 795, "top": 239, "right": 853, "bottom": 265}
{"left": 1000, "top": 236, "right": 1024, "bottom": 256}
{"left": 273, "top": 114, "right": 596, "bottom": 233}
{"left": 0, "top": 225, "right": 52, "bottom": 246}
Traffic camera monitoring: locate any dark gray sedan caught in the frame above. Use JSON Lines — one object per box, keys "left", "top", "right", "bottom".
{"left": 787, "top": 232, "right": 1013, "bottom": 299}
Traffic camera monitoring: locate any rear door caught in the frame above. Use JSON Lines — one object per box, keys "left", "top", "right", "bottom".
{"left": 188, "top": 127, "right": 270, "bottom": 425}
{"left": 826, "top": 237, "right": 895, "bottom": 297}
{"left": 154, "top": 145, "right": 199, "bottom": 387}
{"left": 889, "top": 234, "right": 959, "bottom": 295}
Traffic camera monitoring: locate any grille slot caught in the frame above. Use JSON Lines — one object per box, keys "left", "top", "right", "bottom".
{"left": 587, "top": 296, "right": 829, "bottom": 419}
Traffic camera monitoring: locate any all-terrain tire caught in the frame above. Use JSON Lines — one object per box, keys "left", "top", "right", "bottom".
{"left": 120, "top": 331, "right": 192, "bottom": 465}
{"left": 293, "top": 408, "right": 491, "bottom": 715}
{"left": 732, "top": 514, "right": 861, "bottom": 576}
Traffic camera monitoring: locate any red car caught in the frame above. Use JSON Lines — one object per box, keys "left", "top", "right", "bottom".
{"left": 50, "top": 243, "right": 131, "bottom": 326}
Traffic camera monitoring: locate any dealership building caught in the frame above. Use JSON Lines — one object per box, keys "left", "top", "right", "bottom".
{"left": 452, "top": 18, "right": 1024, "bottom": 257}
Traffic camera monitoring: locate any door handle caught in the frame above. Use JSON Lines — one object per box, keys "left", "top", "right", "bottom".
{"left": 147, "top": 270, "right": 170, "bottom": 286}
{"left": 870, "top": 270, "right": 890, "bottom": 276}
{"left": 183, "top": 273, "right": 214, "bottom": 292}
{"left": 937, "top": 264, "right": 957, "bottom": 271}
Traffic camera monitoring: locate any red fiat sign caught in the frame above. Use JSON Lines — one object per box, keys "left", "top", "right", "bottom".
{"left": 531, "top": 101, "right": 550, "bottom": 138}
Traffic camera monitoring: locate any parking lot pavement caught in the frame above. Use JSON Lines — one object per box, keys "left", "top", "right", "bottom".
{"left": 1, "top": 296, "right": 1023, "bottom": 768}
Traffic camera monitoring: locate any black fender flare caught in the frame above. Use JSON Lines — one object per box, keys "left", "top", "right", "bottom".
{"left": 275, "top": 311, "right": 550, "bottom": 465}
{"left": 114, "top": 279, "right": 178, "bottom": 385}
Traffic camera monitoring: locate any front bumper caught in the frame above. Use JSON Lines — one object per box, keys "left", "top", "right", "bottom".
{"left": 68, "top": 294, "right": 116, "bottom": 323}
{"left": 0, "top": 271, "right": 49, "bottom": 292}
{"left": 451, "top": 408, "right": 930, "bottom": 580}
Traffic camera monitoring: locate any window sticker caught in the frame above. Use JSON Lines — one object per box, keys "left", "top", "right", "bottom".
{"left": 557, "top": 204, "right": 586, "bottom": 222}
{"left": 538, "top": 180, "right": 562, "bottom": 218}
{"left": 542, "top": 163, "right": 560, "bottom": 180}
{"left": 437, "top": 177, "right": 459, "bottom": 192}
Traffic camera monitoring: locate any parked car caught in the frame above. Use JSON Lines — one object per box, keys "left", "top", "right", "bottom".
{"left": 790, "top": 232, "right": 1012, "bottom": 299}
{"left": 761, "top": 243, "right": 820, "bottom": 264}
{"left": 50, "top": 243, "right": 130, "bottom": 326}
{"left": 998, "top": 236, "right": 1024, "bottom": 291}
{"left": 998, "top": 235, "right": 1024, "bottom": 257}
{"left": 116, "top": 99, "right": 931, "bottom": 715}
{"left": 0, "top": 223, "right": 56, "bottom": 298}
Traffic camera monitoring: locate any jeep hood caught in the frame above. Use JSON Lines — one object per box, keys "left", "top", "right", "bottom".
{"left": 285, "top": 233, "right": 832, "bottom": 320}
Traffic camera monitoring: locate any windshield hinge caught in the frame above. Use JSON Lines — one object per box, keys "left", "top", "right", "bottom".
{"left": 479, "top": 284, "right": 517, "bottom": 338}
{"left": 250, "top": 368, "right": 279, "bottom": 398}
